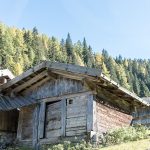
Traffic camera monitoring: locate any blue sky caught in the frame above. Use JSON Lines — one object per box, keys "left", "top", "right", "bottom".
{"left": 0, "top": 0, "right": 150, "bottom": 59}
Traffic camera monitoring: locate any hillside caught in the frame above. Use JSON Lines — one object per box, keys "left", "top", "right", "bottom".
{"left": 0, "top": 22, "right": 150, "bottom": 97}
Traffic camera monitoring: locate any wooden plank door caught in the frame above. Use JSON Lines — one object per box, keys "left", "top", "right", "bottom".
{"left": 45, "top": 101, "right": 62, "bottom": 138}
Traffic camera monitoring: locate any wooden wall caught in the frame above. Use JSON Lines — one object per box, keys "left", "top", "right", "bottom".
{"left": 96, "top": 102, "right": 132, "bottom": 133}
{"left": 24, "top": 77, "right": 86, "bottom": 100}
{"left": 17, "top": 105, "right": 36, "bottom": 147}
{"left": 132, "top": 107, "right": 150, "bottom": 126}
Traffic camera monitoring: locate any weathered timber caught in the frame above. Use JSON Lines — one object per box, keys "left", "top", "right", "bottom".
{"left": 61, "top": 99, "right": 66, "bottom": 137}
{"left": 23, "top": 76, "right": 51, "bottom": 94}
{"left": 0, "top": 62, "right": 46, "bottom": 93}
{"left": 87, "top": 95, "right": 94, "bottom": 132}
{"left": 45, "top": 101, "right": 62, "bottom": 139}
{"left": 12, "top": 70, "right": 48, "bottom": 93}
{"left": 96, "top": 102, "right": 132, "bottom": 133}
{"left": 38, "top": 102, "right": 46, "bottom": 139}
{"left": 17, "top": 110, "right": 23, "bottom": 140}
{"left": 32, "top": 105, "right": 39, "bottom": 149}
{"left": 41, "top": 91, "right": 94, "bottom": 103}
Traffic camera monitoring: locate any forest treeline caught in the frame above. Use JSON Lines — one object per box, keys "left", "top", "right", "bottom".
{"left": 0, "top": 23, "right": 150, "bottom": 97}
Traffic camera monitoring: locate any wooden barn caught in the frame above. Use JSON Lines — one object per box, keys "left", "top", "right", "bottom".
{"left": 0, "top": 61, "right": 149, "bottom": 149}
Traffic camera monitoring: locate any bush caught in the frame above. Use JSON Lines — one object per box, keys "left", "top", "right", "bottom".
{"left": 42, "top": 140, "right": 100, "bottom": 150}
{"left": 100, "top": 125, "right": 150, "bottom": 146}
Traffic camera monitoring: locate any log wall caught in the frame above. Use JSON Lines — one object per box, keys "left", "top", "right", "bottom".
{"left": 96, "top": 102, "right": 132, "bottom": 133}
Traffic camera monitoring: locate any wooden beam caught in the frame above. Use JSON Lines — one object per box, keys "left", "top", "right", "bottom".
{"left": 0, "top": 62, "right": 46, "bottom": 92}
{"left": 32, "top": 105, "right": 40, "bottom": 149}
{"left": 51, "top": 70, "right": 84, "bottom": 81}
{"left": 87, "top": 94, "right": 94, "bottom": 132}
{"left": 38, "top": 102, "right": 46, "bottom": 139}
{"left": 12, "top": 70, "right": 48, "bottom": 93}
{"left": 17, "top": 109, "right": 23, "bottom": 140}
{"left": 41, "top": 91, "right": 94, "bottom": 103}
{"left": 22, "top": 76, "right": 51, "bottom": 94}
{"left": 61, "top": 99, "right": 67, "bottom": 137}
{"left": 46, "top": 61, "right": 102, "bottom": 77}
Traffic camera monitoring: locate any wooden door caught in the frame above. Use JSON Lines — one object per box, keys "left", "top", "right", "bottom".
{"left": 45, "top": 101, "right": 62, "bottom": 138}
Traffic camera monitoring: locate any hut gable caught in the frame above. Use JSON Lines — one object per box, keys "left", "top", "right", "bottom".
{"left": 24, "top": 77, "right": 87, "bottom": 100}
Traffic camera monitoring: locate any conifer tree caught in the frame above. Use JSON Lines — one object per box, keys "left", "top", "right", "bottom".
{"left": 66, "top": 33, "right": 75, "bottom": 63}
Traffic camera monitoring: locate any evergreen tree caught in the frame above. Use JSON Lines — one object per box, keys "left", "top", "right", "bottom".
{"left": 60, "top": 39, "right": 67, "bottom": 63}
{"left": 65, "top": 33, "right": 75, "bottom": 63}
{"left": 139, "top": 81, "right": 150, "bottom": 97}
{"left": 106, "top": 57, "right": 119, "bottom": 83}
{"left": 82, "top": 38, "right": 89, "bottom": 66}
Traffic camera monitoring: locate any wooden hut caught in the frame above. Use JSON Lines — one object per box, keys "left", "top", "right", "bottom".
{"left": 0, "top": 61, "right": 149, "bottom": 149}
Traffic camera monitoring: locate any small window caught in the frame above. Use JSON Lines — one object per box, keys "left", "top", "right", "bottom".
{"left": 68, "top": 99, "right": 73, "bottom": 104}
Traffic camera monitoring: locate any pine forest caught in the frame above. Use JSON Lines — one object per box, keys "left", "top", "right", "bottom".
{"left": 0, "top": 23, "right": 150, "bottom": 97}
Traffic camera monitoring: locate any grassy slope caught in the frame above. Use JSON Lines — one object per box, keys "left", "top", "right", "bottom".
{"left": 101, "top": 139, "right": 150, "bottom": 150}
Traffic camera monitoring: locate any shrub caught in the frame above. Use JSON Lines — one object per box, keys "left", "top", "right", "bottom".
{"left": 42, "top": 140, "right": 100, "bottom": 150}
{"left": 100, "top": 125, "right": 150, "bottom": 146}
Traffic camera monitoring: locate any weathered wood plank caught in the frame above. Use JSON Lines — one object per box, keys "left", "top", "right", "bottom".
{"left": 66, "top": 129, "right": 86, "bottom": 136}
{"left": 38, "top": 102, "right": 46, "bottom": 139}
{"left": 45, "top": 101, "right": 62, "bottom": 139}
{"left": 66, "top": 116, "right": 87, "bottom": 128}
{"left": 87, "top": 95, "right": 94, "bottom": 132}
{"left": 32, "top": 105, "right": 39, "bottom": 149}
{"left": 42, "top": 91, "right": 94, "bottom": 103}
{"left": 23, "top": 76, "right": 51, "bottom": 94}
{"left": 12, "top": 70, "right": 48, "bottom": 93}
{"left": 46, "top": 113, "right": 61, "bottom": 122}
{"left": 0, "top": 62, "right": 46, "bottom": 92}
{"left": 45, "top": 129, "right": 61, "bottom": 138}
{"left": 46, "top": 121, "right": 61, "bottom": 131}
{"left": 66, "top": 126, "right": 86, "bottom": 132}
{"left": 61, "top": 99, "right": 66, "bottom": 137}
{"left": 17, "top": 110, "right": 23, "bottom": 140}
{"left": 50, "top": 70, "right": 84, "bottom": 81}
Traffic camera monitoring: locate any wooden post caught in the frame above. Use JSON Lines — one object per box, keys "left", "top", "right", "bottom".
{"left": 87, "top": 94, "right": 94, "bottom": 132}
{"left": 32, "top": 105, "right": 40, "bottom": 150}
{"left": 17, "top": 109, "right": 23, "bottom": 141}
{"left": 38, "top": 102, "right": 46, "bottom": 139}
{"left": 61, "top": 99, "right": 66, "bottom": 137}
{"left": 87, "top": 94, "right": 97, "bottom": 142}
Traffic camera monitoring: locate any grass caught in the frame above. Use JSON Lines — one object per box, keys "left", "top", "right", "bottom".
{"left": 101, "top": 139, "right": 150, "bottom": 150}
